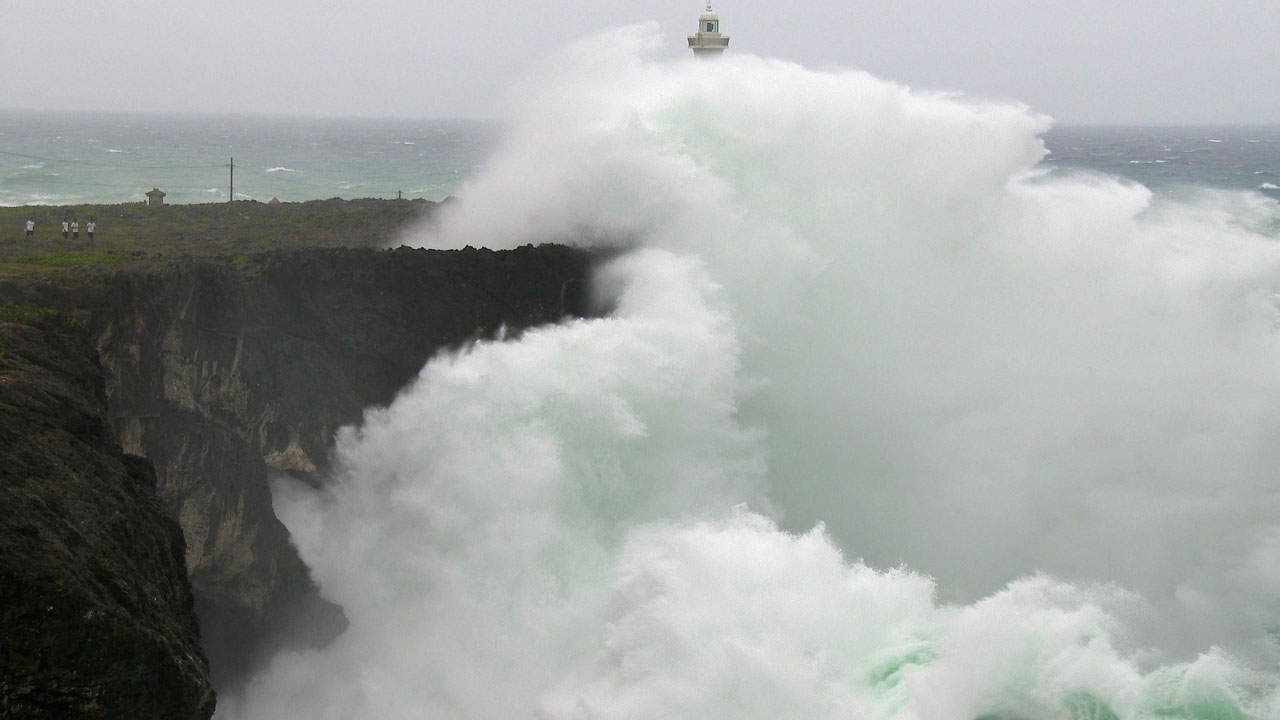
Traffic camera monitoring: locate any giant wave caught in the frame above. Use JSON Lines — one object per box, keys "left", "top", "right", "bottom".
{"left": 226, "top": 25, "right": 1280, "bottom": 720}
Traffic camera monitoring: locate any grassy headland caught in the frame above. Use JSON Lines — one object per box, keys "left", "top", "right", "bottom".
{"left": 0, "top": 198, "right": 435, "bottom": 280}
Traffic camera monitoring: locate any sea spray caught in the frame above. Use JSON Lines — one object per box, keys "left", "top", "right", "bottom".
{"left": 233, "top": 249, "right": 768, "bottom": 718}
{"left": 232, "top": 24, "right": 1280, "bottom": 720}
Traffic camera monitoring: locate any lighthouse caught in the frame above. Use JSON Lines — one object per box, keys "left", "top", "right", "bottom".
{"left": 688, "top": 3, "right": 729, "bottom": 58}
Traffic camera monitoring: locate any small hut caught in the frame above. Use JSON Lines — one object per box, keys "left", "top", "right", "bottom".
{"left": 145, "top": 188, "right": 167, "bottom": 207}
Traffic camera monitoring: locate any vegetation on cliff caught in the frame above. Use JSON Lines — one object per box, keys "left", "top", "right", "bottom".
{"left": 0, "top": 198, "right": 431, "bottom": 279}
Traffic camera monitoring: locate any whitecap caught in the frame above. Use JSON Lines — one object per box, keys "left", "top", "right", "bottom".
{"left": 266, "top": 166, "right": 299, "bottom": 173}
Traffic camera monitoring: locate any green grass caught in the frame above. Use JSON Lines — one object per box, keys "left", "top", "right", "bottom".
{"left": 0, "top": 198, "right": 436, "bottom": 280}
{"left": 0, "top": 302, "right": 59, "bottom": 325}
{"left": 5, "top": 252, "right": 130, "bottom": 268}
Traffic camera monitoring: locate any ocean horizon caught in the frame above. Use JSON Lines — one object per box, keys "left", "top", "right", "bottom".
{"left": 0, "top": 109, "right": 498, "bottom": 207}
{"left": 3, "top": 109, "right": 1280, "bottom": 208}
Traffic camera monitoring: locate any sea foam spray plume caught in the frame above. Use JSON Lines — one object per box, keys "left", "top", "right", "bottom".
{"left": 231, "top": 24, "right": 1280, "bottom": 720}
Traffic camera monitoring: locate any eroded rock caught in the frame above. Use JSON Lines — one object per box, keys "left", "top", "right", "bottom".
{"left": 0, "top": 314, "right": 215, "bottom": 719}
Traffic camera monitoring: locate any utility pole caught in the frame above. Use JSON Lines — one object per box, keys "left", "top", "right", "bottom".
{"left": 229, "top": 157, "right": 235, "bottom": 202}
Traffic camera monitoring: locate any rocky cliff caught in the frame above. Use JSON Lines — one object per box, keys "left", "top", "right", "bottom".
{"left": 0, "top": 312, "right": 215, "bottom": 719}
{"left": 0, "top": 243, "right": 597, "bottom": 692}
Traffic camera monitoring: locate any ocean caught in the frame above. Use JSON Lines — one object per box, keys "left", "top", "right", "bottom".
{"left": 0, "top": 110, "right": 495, "bottom": 206}
{"left": 1044, "top": 124, "right": 1280, "bottom": 197}
{"left": 4, "top": 110, "right": 1280, "bottom": 210}
{"left": 14, "top": 28, "right": 1280, "bottom": 720}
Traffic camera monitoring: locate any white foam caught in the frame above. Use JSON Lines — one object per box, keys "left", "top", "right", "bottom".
{"left": 227, "top": 24, "right": 1280, "bottom": 720}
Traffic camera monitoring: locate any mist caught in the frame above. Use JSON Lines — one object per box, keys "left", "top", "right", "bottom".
{"left": 228, "top": 25, "right": 1280, "bottom": 720}
{"left": 6, "top": 1, "right": 1280, "bottom": 122}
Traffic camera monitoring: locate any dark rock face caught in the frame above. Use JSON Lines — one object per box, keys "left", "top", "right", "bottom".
{"left": 0, "top": 316, "right": 215, "bottom": 719}
{"left": 0, "top": 244, "right": 597, "bottom": 692}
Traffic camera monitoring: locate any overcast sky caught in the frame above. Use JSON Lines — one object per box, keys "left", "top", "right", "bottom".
{"left": 3, "top": 0, "right": 1278, "bottom": 124}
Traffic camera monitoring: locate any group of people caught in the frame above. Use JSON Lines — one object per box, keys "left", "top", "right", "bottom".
{"left": 22, "top": 217, "right": 96, "bottom": 241}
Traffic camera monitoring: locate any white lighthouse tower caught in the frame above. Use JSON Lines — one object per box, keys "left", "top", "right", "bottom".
{"left": 688, "top": 3, "right": 729, "bottom": 58}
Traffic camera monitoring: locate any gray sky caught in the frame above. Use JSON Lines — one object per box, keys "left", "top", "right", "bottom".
{"left": 3, "top": 0, "right": 1279, "bottom": 124}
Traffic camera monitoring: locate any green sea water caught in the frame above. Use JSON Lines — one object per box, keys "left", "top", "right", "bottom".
{"left": 0, "top": 110, "right": 494, "bottom": 206}
{"left": 3, "top": 110, "right": 1280, "bottom": 209}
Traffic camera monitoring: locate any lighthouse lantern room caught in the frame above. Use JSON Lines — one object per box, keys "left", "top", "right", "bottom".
{"left": 688, "top": 3, "right": 729, "bottom": 58}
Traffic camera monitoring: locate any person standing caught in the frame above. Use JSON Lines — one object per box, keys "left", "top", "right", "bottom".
{"left": 71, "top": 219, "right": 79, "bottom": 240}
{"left": 61, "top": 219, "right": 69, "bottom": 239}
{"left": 86, "top": 218, "right": 95, "bottom": 241}
{"left": 25, "top": 218, "right": 34, "bottom": 238}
